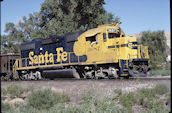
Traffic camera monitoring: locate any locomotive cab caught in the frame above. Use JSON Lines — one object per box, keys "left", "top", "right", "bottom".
{"left": 74, "top": 22, "right": 150, "bottom": 77}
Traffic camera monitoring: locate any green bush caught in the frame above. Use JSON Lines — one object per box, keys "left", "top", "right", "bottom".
{"left": 95, "top": 97, "right": 128, "bottom": 113}
{"left": 140, "top": 106, "right": 169, "bottom": 113}
{"left": 57, "top": 92, "right": 70, "bottom": 103}
{"left": 136, "top": 88, "right": 155, "bottom": 108}
{"left": 114, "top": 89, "right": 122, "bottom": 97}
{"left": 135, "top": 84, "right": 169, "bottom": 109}
{"left": 6, "top": 85, "right": 25, "bottom": 98}
{"left": 165, "top": 92, "right": 171, "bottom": 108}
{"left": 7, "top": 93, "right": 127, "bottom": 113}
{"left": 115, "top": 83, "right": 170, "bottom": 112}
{"left": 27, "top": 85, "right": 34, "bottom": 92}
{"left": 151, "top": 69, "right": 170, "bottom": 76}
{"left": 138, "top": 88, "right": 155, "bottom": 98}
{"left": 27, "top": 88, "right": 69, "bottom": 110}
{"left": 140, "top": 108, "right": 169, "bottom": 113}
{"left": 1, "top": 88, "right": 7, "bottom": 95}
{"left": 80, "top": 90, "right": 128, "bottom": 113}
{"left": 5, "top": 106, "right": 40, "bottom": 113}
{"left": 154, "top": 84, "right": 169, "bottom": 95}
{"left": 1, "top": 103, "right": 11, "bottom": 113}
{"left": 80, "top": 92, "right": 128, "bottom": 113}
{"left": 139, "top": 30, "right": 167, "bottom": 69}
{"left": 2, "top": 86, "right": 170, "bottom": 113}
{"left": 82, "top": 90, "right": 97, "bottom": 103}
{"left": 164, "top": 62, "right": 171, "bottom": 70}
{"left": 1, "top": 88, "right": 7, "bottom": 100}
{"left": 118, "top": 92, "right": 135, "bottom": 112}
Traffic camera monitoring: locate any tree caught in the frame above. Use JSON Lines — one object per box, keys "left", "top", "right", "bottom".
{"left": 1, "top": 0, "right": 120, "bottom": 54}
{"left": 38, "top": 0, "right": 120, "bottom": 37}
{"left": 139, "top": 30, "right": 167, "bottom": 69}
{"left": 1, "top": 22, "right": 25, "bottom": 54}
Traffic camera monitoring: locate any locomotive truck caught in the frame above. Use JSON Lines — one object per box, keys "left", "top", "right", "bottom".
{"left": 12, "top": 22, "right": 151, "bottom": 80}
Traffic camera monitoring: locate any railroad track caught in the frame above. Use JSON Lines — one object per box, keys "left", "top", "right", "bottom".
{"left": 129, "top": 76, "right": 171, "bottom": 80}
{"left": 53, "top": 76, "right": 171, "bottom": 80}
{"left": 1, "top": 76, "right": 170, "bottom": 82}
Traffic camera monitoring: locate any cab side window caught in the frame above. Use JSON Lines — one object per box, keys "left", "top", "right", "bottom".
{"left": 86, "top": 35, "right": 98, "bottom": 45}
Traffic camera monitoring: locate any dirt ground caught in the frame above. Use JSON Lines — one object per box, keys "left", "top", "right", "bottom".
{"left": 1, "top": 79, "right": 170, "bottom": 104}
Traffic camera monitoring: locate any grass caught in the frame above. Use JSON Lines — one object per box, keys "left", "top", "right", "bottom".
{"left": 151, "top": 69, "right": 170, "bottom": 76}
{"left": 114, "top": 89, "right": 122, "bottom": 96}
{"left": 4, "top": 89, "right": 127, "bottom": 113}
{"left": 165, "top": 92, "right": 171, "bottom": 109}
{"left": 1, "top": 103, "right": 11, "bottom": 113}
{"left": 151, "top": 62, "right": 171, "bottom": 76}
{"left": 119, "top": 92, "right": 135, "bottom": 112}
{"left": 1, "top": 84, "right": 170, "bottom": 113}
{"left": 115, "top": 83, "right": 170, "bottom": 113}
{"left": 72, "top": 91, "right": 127, "bottom": 113}
{"left": 154, "top": 84, "right": 169, "bottom": 95}
{"left": 27, "top": 88, "right": 70, "bottom": 110}
{"left": 5, "top": 85, "right": 26, "bottom": 98}
{"left": 1, "top": 88, "right": 7, "bottom": 95}
{"left": 136, "top": 88, "right": 164, "bottom": 109}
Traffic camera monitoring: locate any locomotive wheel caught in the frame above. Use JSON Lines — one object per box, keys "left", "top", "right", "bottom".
{"left": 17, "top": 71, "right": 25, "bottom": 80}
{"left": 128, "top": 64, "right": 151, "bottom": 77}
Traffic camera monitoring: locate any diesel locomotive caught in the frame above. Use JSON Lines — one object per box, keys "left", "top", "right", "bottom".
{"left": 13, "top": 22, "right": 151, "bottom": 80}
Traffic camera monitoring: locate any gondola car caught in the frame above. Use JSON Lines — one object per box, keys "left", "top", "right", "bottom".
{"left": 0, "top": 53, "right": 20, "bottom": 80}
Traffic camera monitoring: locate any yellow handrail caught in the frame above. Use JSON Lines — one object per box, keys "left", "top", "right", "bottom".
{"left": 137, "top": 45, "right": 149, "bottom": 59}
{"left": 137, "top": 45, "right": 141, "bottom": 58}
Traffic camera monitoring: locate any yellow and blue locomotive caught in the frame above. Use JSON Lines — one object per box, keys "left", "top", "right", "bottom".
{"left": 13, "top": 23, "right": 150, "bottom": 80}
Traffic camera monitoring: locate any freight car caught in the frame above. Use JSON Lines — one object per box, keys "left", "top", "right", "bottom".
{"left": 0, "top": 53, "right": 20, "bottom": 80}
{"left": 13, "top": 22, "right": 151, "bottom": 80}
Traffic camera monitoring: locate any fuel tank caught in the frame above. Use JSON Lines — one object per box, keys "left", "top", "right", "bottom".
{"left": 42, "top": 69, "right": 80, "bottom": 79}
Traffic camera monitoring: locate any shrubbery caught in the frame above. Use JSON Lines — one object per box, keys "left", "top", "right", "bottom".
{"left": 27, "top": 88, "right": 69, "bottom": 110}
{"left": 154, "top": 84, "right": 169, "bottom": 95}
{"left": 139, "top": 30, "right": 167, "bottom": 69}
{"left": 119, "top": 92, "right": 135, "bottom": 112}
{"left": 115, "top": 83, "right": 170, "bottom": 113}
{"left": 1, "top": 84, "right": 170, "bottom": 113}
{"left": 1, "top": 103, "right": 11, "bottom": 113}
{"left": 3, "top": 85, "right": 26, "bottom": 98}
{"left": 151, "top": 69, "right": 170, "bottom": 76}
{"left": 71, "top": 91, "right": 127, "bottom": 113}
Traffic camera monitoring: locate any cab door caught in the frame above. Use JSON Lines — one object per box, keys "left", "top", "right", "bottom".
{"left": 102, "top": 32, "right": 119, "bottom": 63}
{"left": 85, "top": 34, "right": 102, "bottom": 63}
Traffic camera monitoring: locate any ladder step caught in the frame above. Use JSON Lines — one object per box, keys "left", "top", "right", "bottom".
{"left": 123, "top": 69, "right": 128, "bottom": 71}
{"left": 120, "top": 74, "right": 128, "bottom": 76}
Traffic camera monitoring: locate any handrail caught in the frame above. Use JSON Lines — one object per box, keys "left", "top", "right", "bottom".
{"left": 137, "top": 45, "right": 149, "bottom": 59}
{"left": 137, "top": 45, "right": 141, "bottom": 58}
{"left": 13, "top": 61, "right": 17, "bottom": 74}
